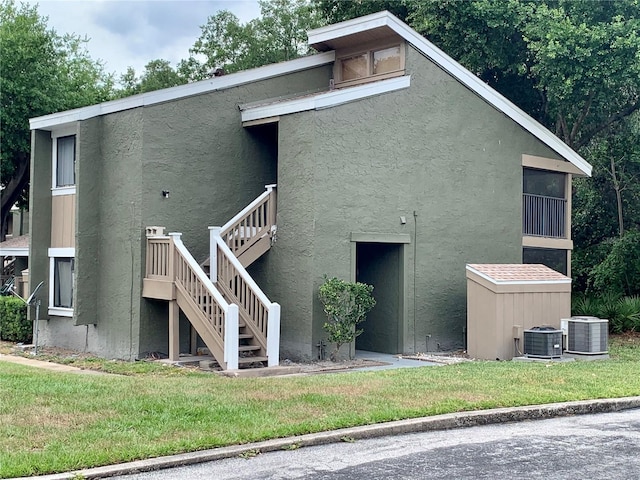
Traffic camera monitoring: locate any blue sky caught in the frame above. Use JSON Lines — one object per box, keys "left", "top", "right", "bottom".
{"left": 25, "top": 0, "right": 261, "bottom": 79}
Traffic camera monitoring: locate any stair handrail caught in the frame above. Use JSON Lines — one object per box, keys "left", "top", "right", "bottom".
{"left": 220, "top": 184, "right": 276, "bottom": 257}
{"left": 169, "top": 233, "right": 239, "bottom": 370}
{"left": 210, "top": 227, "right": 280, "bottom": 367}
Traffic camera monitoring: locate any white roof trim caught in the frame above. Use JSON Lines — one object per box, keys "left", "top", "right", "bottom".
{"left": 308, "top": 12, "right": 592, "bottom": 177}
{"left": 0, "top": 247, "right": 28, "bottom": 256}
{"left": 29, "top": 52, "right": 336, "bottom": 130}
{"left": 240, "top": 75, "right": 410, "bottom": 122}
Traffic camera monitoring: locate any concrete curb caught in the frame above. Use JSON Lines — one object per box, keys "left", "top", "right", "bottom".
{"left": 18, "top": 396, "right": 640, "bottom": 480}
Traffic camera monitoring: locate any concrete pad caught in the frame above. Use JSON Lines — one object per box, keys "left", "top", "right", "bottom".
{"left": 512, "top": 355, "right": 575, "bottom": 363}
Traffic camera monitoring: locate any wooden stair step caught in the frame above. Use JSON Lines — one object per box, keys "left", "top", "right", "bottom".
{"left": 238, "top": 356, "right": 268, "bottom": 364}
{"left": 238, "top": 345, "right": 261, "bottom": 352}
{"left": 239, "top": 333, "right": 253, "bottom": 340}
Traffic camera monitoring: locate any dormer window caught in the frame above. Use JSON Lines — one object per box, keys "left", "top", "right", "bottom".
{"left": 335, "top": 42, "right": 405, "bottom": 87}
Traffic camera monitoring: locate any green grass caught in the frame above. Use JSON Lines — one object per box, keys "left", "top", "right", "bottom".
{"left": 1, "top": 336, "right": 639, "bottom": 478}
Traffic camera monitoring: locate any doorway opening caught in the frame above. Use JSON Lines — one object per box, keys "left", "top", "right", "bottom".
{"left": 355, "top": 242, "right": 404, "bottom": 354}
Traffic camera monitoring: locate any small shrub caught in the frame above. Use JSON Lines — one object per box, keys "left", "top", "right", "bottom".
{"left": 0, "top": 296, "right": 30, "bottom": 342}
{"left": 318, "top": 276, "right": 375, "bottom": 361}
{"left": 614, "top": 296, "right": 640, "bottom": 333}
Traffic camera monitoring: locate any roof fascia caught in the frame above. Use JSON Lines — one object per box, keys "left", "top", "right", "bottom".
{"left": 307, "top": 10, "right": 392, "bottom": 46}
{"left": 240, "top": 75, "right": 410, "bottom": 122}
{"left": 29, "top": 51, "right": 336, "bottom": 131}
{"left": 0, "top": 247, "right": 29, "bottom": 256}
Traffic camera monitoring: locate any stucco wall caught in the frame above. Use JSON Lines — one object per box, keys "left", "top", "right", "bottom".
{"left": 269, "top": 45, "right": 565, "bottom": 358}
{"left": 32, "top": 64, "right": 331, "bottom": 360}
{"left": 28, "top": 130, "right": 52, "bottom": 314}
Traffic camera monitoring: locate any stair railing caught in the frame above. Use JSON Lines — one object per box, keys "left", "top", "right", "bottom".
{"left": 209, "top": 226, "right": 280, "bottom": 367}
{"left": 220, "top": 184, "right": 277, "bottom": 258}
{"left": 145, "top": 231, "right": 239, "bottom": 369}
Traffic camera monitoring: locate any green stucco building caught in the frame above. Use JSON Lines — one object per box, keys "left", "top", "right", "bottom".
{"left": 28, "top": 12, "right": 591, "bottom": 366}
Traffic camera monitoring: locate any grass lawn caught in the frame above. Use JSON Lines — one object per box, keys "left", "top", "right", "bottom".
{"left": 1, "top": 335, "right": 639, "bottom": 478}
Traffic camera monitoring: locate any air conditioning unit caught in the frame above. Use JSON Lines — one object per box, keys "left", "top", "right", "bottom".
{"left": 524, "top": 327, "right": 562, "bottom": 358}
{"left": 565, "top": 316, "right": 608, "bottom": 354}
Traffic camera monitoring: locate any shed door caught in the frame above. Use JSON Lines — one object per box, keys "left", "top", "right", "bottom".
{"left": 355, "top": 242, "right": 403, "bottom": 354}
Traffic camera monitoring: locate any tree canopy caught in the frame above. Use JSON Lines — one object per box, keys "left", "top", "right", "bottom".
{"left": 0, "top": 0, "right": 114, "bottom": 239}
{"left": 180, "top": 0, "right": 322, "bottom": 80}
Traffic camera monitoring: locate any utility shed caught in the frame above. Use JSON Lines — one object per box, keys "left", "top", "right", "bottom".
{"left": 466, "top": 264, "right": 571, "bottom": 360}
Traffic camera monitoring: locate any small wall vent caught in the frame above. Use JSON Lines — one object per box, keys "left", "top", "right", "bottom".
{"left": 566, "top": 316, "right": 608, "bottom": 354}
{"left": 524, "top": 327, "right": 562, "bottom": 358}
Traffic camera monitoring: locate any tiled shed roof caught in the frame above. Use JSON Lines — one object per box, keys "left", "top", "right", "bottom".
{"left": 466, "top": 264, "right": 570, "bottom": 284}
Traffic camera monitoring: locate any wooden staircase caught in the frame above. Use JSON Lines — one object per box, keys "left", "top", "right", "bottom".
{"left": 142, "top": 185, "right": 279, "bottom": 370}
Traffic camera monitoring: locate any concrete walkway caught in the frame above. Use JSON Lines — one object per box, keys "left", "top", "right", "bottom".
{"left": 355, "top": 350, "right": 440, "bottom": 370}
{"left": 0, "top": 352, "right": 110, "bottom": 375}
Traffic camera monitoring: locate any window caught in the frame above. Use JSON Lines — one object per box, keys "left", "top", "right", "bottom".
{"left": 51, "top": 128, "right": 77, "bottom": 195}
{"left": 522, "top": 168, "right": 568, "bottom": 238}
{"left": 523, "top": 168, "right": 565, "bottom": 199}
{"left": 523, "top": 248, "right": 567, "bottom": 276}
{"left": 56, "top": 136, "right": 75, "bottom": 187}
{"left": 336, "top": 43, "right": 404, "bottom": 85}
{"left": 54, "top": 258, "right": 74, "bottom": 308}
{"left": 48, "top": 248, "right": 75, "bottom": 316}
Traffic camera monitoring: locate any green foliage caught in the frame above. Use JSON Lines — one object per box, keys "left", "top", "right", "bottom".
{"left": 0, "top": 296, "right": 29, "bottom": 342}
{"left": 572, "top": 293, "right": 640, "bottom": 333}
{"left": 318, "top": 276, "right": 375, "bottom": 361}
{"left": 588, "top": 230, "right": 640, "bottom": 297}
{"left": 0, "top": 0, "right": 115, "bottom": 235}
{"left": 117, "top": 59, "right": 187, "bottom": 97}
{"left": 181, "top": 0, "right": 323, "bottom": 80}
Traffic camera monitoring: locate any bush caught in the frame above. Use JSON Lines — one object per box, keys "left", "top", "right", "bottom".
{"left": 0, "top": 296, "right": 30, "bottom": 342}
{"left": 572, "top": 293, "right": 640, "bottom": 333}
{"left": 590, "top": 230, "right": 640, "bottom": 297}
{"left": 318, "top": 276, "right": 376, "bottom": 361}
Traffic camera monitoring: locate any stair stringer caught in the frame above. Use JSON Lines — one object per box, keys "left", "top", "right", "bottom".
{"left": 175, "top": 283, "right": 227, "bottom": 369}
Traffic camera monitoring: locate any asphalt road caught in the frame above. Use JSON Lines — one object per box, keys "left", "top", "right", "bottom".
{"left": 112, "top": 408, "right": 640, "bottom": 480}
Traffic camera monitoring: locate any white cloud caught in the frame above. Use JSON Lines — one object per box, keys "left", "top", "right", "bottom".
{"left": 24, "top": 0, "right": 260, "bottom": 79}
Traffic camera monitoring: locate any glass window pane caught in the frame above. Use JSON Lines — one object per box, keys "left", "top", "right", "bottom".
{"left": 54, "top": 258, "right": 74, "bottom": 308}
{"left": 56, "top": 136, "right": 75, "bottom": 187}
{"left": 523, "top": 168, "right": 565, "bottom": 198}
{"left": 523, "top": 248, "right": 567, "bottom": 275}
{"left": 373, "top": 46, "right": 401, "bottom": 74}
{"left": 341, "top": 53, "right": 368, "bottom": 81}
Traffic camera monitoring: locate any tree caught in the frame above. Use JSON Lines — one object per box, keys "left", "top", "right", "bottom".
{"left": 0, "top": 0, "right": 114, "bottom": 240}
{"left": 118, "top": 59, "right": 186, "bottom": 97}
{"left": 180, "top": 0, "right": 323, "bottom": 80}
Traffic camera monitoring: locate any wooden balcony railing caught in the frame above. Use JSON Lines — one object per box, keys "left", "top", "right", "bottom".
{"left": 523, "top": 193, "right": 567, "bottom": 238}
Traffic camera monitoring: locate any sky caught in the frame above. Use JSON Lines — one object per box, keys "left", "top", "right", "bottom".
{"left": 24, "top": 0, "right": 261, "bottom": 81}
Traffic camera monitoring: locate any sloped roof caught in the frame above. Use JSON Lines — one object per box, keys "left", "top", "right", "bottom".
{"left": 29, "top": 11, "right": 591, "bottom": 176}
{"left": 466, "top": 264, "right": 571, "bottom": 284}
{"left": 308, "top": 11, "right": 591, "bottom": 176}
{"left": 0, "top": 234, "right": 29, "bottom": 256}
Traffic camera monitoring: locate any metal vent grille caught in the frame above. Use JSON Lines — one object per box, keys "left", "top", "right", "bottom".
{"left": 524, "top": 327, "right": 563, "bottom": 358}
{"left": 567, "top": 317, "right": 608, "bottom": 354}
